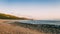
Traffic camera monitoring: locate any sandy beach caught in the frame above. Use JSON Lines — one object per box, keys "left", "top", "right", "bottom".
{"left": 0, "top": 20, "right": 60, "bottom": 34}
{"left": 0, "top": 20, "right": 44, "bottom": 34}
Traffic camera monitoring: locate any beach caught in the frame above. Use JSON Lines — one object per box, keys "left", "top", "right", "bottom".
{"left": 0, "top": 20, "right": 60, "bottom": 34}
{"left": 0, "top": 20, "right": 44, "bottom": 34}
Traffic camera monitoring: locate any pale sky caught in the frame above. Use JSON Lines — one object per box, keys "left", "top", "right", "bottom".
{"left": 0, "top": 0, "right": 60, "bottom": 20}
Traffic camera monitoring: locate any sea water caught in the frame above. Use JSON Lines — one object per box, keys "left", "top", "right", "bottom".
{"left": 19, "top": 20, "right": 60, "bottom": 25}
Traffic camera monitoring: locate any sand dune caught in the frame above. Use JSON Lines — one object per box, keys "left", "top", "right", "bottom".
{"left": 0, "top": 22, "right": 44, "bottom": 34}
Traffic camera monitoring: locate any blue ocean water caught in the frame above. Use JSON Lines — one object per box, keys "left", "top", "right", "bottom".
{"left": 19, "top": 20, "right": 60, "bottom": 25}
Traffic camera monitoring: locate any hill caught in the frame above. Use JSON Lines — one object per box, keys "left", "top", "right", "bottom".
{"left": 0, "top": 13, "right": 29, "bottom": 20}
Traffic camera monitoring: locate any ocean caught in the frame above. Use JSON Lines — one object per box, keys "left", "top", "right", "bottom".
{"left": 19, "top": 20, "right": 60, "bottom": 25}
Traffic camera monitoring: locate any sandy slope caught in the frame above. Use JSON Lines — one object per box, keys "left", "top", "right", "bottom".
{"left": 0, "top": 22, "right": 45, "bottom": 34}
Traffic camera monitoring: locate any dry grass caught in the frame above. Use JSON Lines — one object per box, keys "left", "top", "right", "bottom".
{"left": 0, "top": 22, "right": 45, "bottom": 34}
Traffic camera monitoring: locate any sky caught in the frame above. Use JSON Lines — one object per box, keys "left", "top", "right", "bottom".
{"left": 0, "top": 0, "right": 60, "bottom": 20}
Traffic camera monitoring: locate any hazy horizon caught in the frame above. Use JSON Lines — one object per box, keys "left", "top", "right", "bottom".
{"left": 0, "top": 0, "right": 60, "bottom": 20}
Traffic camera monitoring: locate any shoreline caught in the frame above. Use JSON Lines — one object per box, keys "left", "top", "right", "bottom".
{"left": 0, "top": 20, "right": 60, "bottom": 34}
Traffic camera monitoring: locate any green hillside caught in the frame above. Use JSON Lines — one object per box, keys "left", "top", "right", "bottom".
{"left": 0, "top": 13, "right": 28, "bottom": 20}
